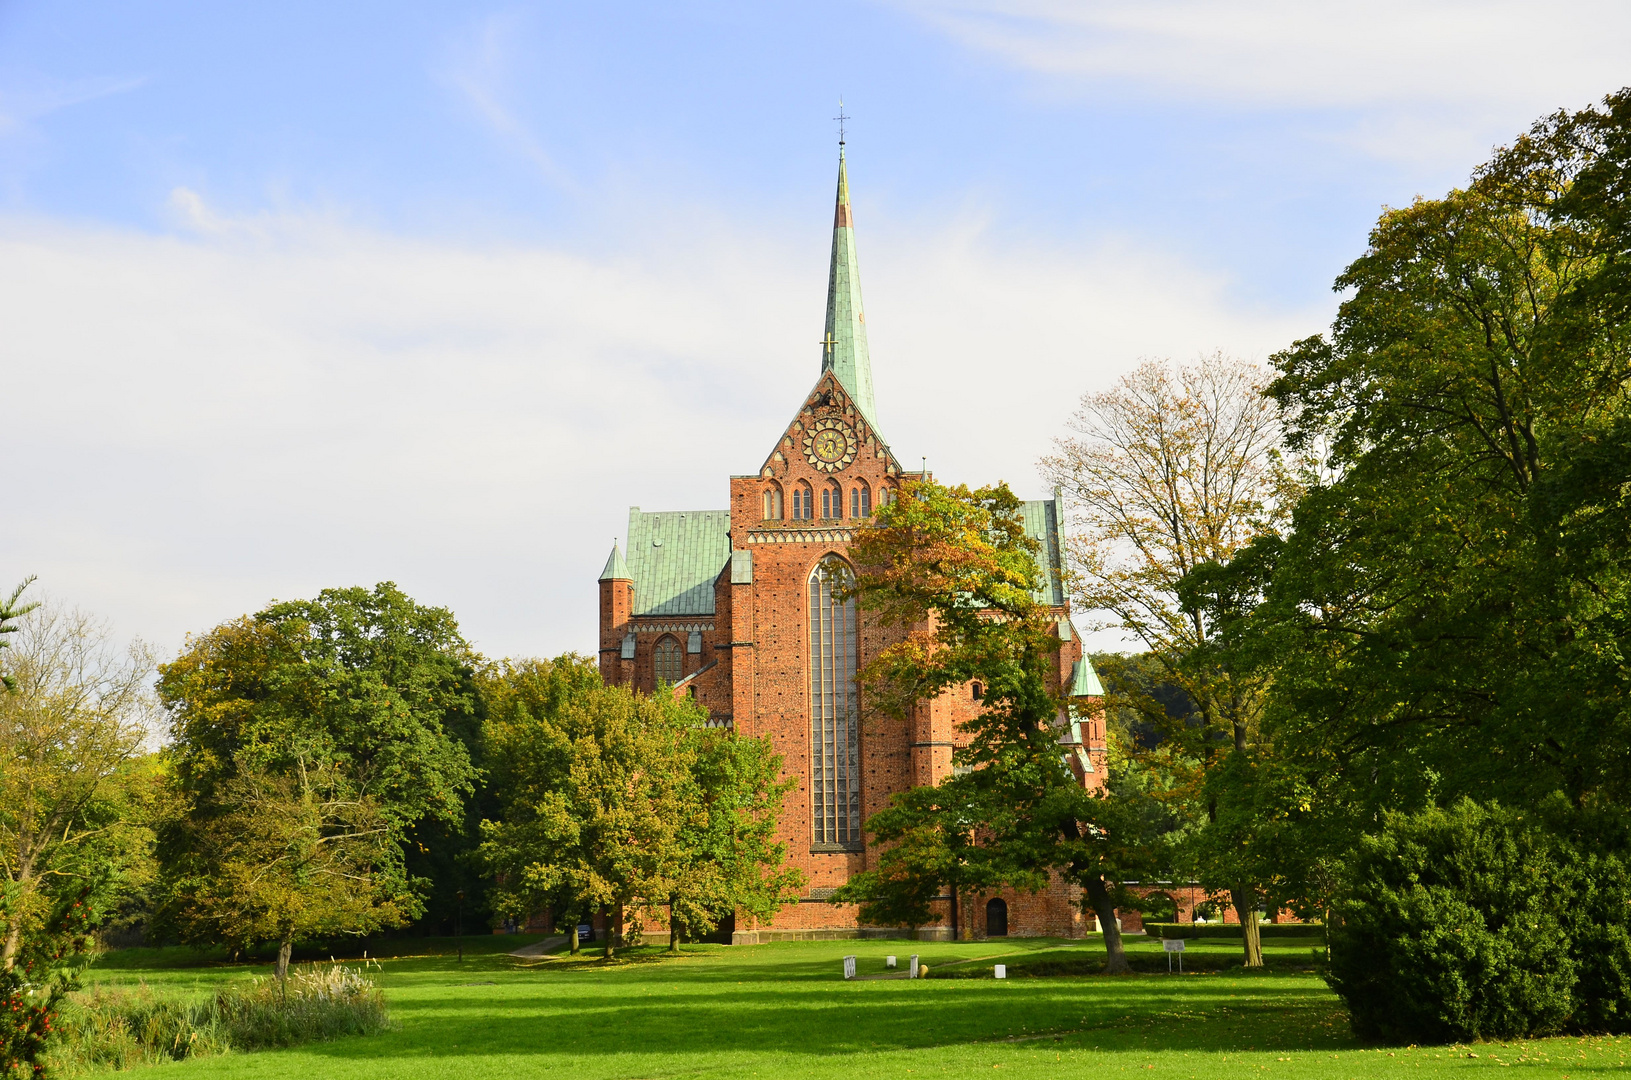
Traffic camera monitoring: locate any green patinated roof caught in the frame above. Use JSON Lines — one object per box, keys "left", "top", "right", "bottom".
{"left": 598, "top": 543, "right": 631, "bottom": 582}
{"left": 1020, "top": 499, "right": 1065, "bottom": 606}
{"left": 625, "top": 508, "right": 732, "bottom": 617}
{"left": 822, "top": 147, "right": 878, "bottom": 428}
{"left": 1069, "top": 657, "right": 1106, "bottom": 697}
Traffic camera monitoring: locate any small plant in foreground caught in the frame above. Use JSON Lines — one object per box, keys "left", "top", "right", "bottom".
{"left": 41, "top": 962, "right": 388, "bottom": 1076}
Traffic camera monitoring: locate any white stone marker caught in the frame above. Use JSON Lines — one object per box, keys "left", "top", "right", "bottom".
{"left": 886, "top": 955, "right": 897, "bottom": 969}
{"left": 843, "top": 955, "right": 857, "bottom": 980}
{"left": 909, "top": 954, "right": 920, "bottom": 979}
{"left": 994, "top": 964, "right": 1007, "bottom": 979}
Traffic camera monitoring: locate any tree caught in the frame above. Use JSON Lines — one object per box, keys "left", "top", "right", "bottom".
{"left": 1041, "top": 354, "right": 1297, "bottom": 965}
{"left": 479, "top": 660, "right": 698, "bottom": 960}
{"left": 1188, "top": 91, "right": 1631, "bottom": 986}
{"left": 0, "top": 577, "right": 39, "bottom": 691}
{"left": 665, "top": 725, "right": 804, "bottom": 950}
{"left": 0, "top": 598, "right": 157, "bottom": 1079}
{"left": 833, "top": 479, "right": 1139, "bottom": 973}
{"left": 1238, "top": 89, "right": 1631, "bottom": 829}
{"left": 1, "top": 602, "right": 156, "bottom": 971}
{"left": 157, "top": 584, "right": 479, "bottom": 976}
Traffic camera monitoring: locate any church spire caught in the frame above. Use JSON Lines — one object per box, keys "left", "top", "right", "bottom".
{"left": 822, "top": 144, "right": 878, "bottom": 427}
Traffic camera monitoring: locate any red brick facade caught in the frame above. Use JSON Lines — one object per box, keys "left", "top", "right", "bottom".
{"left": 599, "top": 368, "right": 1110, "bottom": 941}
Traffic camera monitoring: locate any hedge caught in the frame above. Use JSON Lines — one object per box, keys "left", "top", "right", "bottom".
{"left": 1143, "top": 922, "right": 1325, "bottom": 940}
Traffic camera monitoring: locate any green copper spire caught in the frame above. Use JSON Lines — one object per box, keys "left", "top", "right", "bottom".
{"left": 598, "top": 542, "right": 630, "bottom": 582}
{"left": 822, "top": 146, "right": 877, "bottom": 426}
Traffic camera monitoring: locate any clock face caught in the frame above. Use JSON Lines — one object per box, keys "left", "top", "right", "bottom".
{"left": 802, "top": 418, "right": 858, "bottom": 472}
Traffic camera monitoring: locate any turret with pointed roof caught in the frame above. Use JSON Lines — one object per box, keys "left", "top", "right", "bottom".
{"left": 598, "top": 542, "right": 631, "bottom": 582}
{"left": 822, "top": 146, "right": 877, "bottom": 428}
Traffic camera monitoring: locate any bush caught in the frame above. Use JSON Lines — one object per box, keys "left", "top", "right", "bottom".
{"left": 1327, "top": 801, "right": 1584, "bottom": 1043}
{"left": 41, "top": 962, "right": 388, "bottom": 1076}
{"left": 1143, "top": 922, "right": 1325, "bottom": 940}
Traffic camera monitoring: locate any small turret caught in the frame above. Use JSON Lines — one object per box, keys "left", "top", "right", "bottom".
{"left": 598, "top": 543, "right": 634, "bottom": 684}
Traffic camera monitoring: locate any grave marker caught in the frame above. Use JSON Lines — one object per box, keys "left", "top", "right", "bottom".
{"left": 994, "top": 964, "right": 1007, "bottom": 979}
{"left": 843, "top": 955, "right": 857, "bottom": 980}
{"left": 886, "top": 955, "right": 896, "bottom": 969}
{"left": 909, "top": 954, "right": 920, "bottom": 979}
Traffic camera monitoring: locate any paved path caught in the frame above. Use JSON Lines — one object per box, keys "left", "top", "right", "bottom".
{"left": 508, "top": 935, "right": 567, "bottom": 958}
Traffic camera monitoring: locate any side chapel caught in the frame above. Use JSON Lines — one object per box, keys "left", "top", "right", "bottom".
{"left": 597, "top": 144, "right": 1108, "bottom": 942}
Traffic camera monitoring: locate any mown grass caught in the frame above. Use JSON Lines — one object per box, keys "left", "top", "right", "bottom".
{"left": 76, "top": 934, "right": 1631, "bottom": 1078}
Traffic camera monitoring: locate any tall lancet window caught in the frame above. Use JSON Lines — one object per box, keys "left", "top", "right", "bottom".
{"left": 808, "top": 556, "right": 861, "bottom": 848}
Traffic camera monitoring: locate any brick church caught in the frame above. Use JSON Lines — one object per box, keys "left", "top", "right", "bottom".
{"left": 597, "top": 145, "right": 1107, "bottom": 942}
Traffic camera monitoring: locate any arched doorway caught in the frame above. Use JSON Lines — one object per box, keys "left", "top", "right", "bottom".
{"left": 985, "top": 897, "right": 1008, "bottom": 938}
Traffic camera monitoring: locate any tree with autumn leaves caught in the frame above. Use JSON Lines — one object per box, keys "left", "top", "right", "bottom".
{"left": 831, "top": 479, "right": 1149, "bottom": 974}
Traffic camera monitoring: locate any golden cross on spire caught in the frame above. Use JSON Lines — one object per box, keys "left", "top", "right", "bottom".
{"left": 820, "top": 331, "right": 838, "bottom": 362}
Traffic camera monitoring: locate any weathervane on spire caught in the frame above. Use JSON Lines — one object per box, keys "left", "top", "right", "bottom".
{"left": 834, "top": 98, "right": 849, "bottom": 146}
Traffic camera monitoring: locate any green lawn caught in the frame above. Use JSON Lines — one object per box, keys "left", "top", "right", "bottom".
{"left": 78, "top": 935, "right": 1631, "bottom": 1078}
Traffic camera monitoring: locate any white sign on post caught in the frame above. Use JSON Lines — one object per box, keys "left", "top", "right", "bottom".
{"left": 1162, "top": 938, "right": 1185, "bottom": 973}
{"left": 843, "top": 955, "right": 857, "bottom": 980}
{"left": 994, "top": 964, "right": 1007, "bottom": 979}
{"left": 909, "top": 954, "right": 920, "bottom": 979}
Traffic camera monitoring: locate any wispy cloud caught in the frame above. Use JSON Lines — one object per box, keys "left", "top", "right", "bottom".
{"left": 0, "top": 73, "right": 147, "bottom": 137}
{"left": 437, "top": 12, "right": 577, "bottom": 191}
{"left": 894, "top": 0, "right": 1631, "bottom": 166}
{"left": 898, "top": 0, "right": 1631, "bottom": 109}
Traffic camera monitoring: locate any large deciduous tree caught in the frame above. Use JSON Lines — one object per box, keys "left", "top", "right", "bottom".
{"left": 1041, "top": 354, "right": 1297, "bottom": 965}
{"left": 832, "top": 479, "right": 1140, "bottom": 973}
{"left": 1187, "top": 91, "right": 1631, "bottom": 1006}
{"left": 479, "top": 657, "right": 802, "bottom": 958}
{"left": 1, "top": 601, "right": 156, "bottom": 973}
{"left": 157, "top": 583, "right": 479, "bottom": 977}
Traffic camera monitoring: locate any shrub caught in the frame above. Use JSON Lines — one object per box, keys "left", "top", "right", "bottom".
{"left": 41, "top": 962, "right": 388, "bottom": 1076}
{"left": 1327, "top": 801, "right": 1577, "bottom": 1043}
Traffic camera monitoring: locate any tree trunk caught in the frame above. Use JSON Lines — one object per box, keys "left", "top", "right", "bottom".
{"left": 601, "top": 904, "right": 614, "bottom": 960}
{"left": 276, "top": 937, "right": 293, "bottom": 981}
{"left": 568, "top": 914, "right": 582, "bottom": 956}
{"left": 1231, "top": 885, "right": 1263, "bottom": 968}
{"left": 1, "top": 920, "right": 20, "bottom": 972}
{"left": 668, "top": 900, "right": 680, "bottom": 953}
{"left": 1083, "top": 874, "right": 1132, "bottom": 975}
{"left": 949, "top": 882, "right": 960, "bottom": 942}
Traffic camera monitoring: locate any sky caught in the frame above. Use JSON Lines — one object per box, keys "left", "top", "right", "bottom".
{"left": 3, "top": 0, "right": 1628, "bottom": 662}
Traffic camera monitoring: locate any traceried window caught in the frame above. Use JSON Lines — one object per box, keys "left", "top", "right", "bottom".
{"left": 763, "top": 483, "right": 784, "bottom": 520}
{"left": 821, "top": 480, "right": 843, "bottom": 519}
{"left": 654, "top": 635, "right": 683, "bottom": 685}
{"left": 809, "top": 556, "right": 861, "bottom": 848}
{"left": 793, "top": 483, "right": 814, "bottom": 520}
{"left": 851, "top": 482, "right": 871, "bottom": 518}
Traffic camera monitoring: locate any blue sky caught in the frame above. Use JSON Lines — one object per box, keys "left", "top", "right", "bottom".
{"left": 4, "top": 0, "right": 1628, "bottom": 659}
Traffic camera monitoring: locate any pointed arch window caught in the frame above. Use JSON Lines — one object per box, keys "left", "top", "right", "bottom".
{"left": 809, "top": 556, "right": 861, "bottom": 848}
{"left": 793, "top": 482, "right": 814, "bottom": 520}
{"left": 851, "top": 481, "right": 871, "bottom": 518}
{"left": 763, "top": 483, "right": 784, "bottom": 520}
{"left": 654, "top": 635, "right": 683, "bottom": 686}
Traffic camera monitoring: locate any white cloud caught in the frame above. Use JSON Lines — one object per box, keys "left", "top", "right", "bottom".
{"left": 899, "top": 0, "right": 1631, "bottom": 108}
{"left": 0, "top": 190, "right": 1320, "bottom": 661}
{"left": 896, "top": 0, "right": 1631, "bottom": 167}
